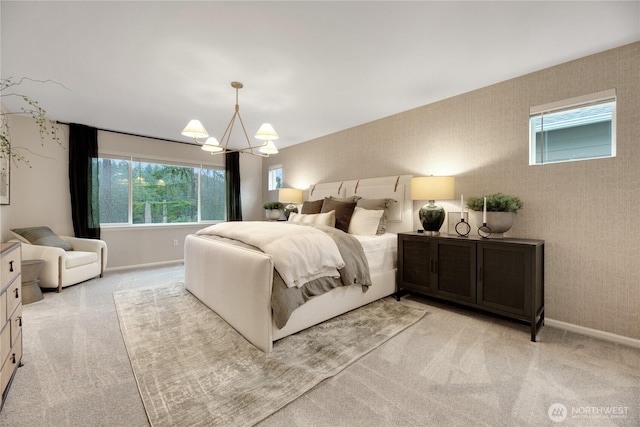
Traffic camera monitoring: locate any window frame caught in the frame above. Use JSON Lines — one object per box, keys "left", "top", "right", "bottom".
{"left": 529, "top": 89, "right": 617, "bottom": 165}
{"left": 268, "top": 164, "right": 283, "bottom": 191}
{"left": 98, "top": 152, "right": 225, "bottom": 227}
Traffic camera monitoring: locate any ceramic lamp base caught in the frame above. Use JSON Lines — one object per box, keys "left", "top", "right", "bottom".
{"left": 419, "top": 201, "right": 445, "bottom": 235}
{"left": 284, "top": 204, "right": 298, "bottom": 220}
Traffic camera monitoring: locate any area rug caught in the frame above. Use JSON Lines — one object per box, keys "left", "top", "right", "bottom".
{"left": 113, "top": 282, "right": 426, "bottom": 427}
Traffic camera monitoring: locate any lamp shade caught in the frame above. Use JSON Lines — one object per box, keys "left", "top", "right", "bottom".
{"left": 255, "top": 123, "right": 279, "bottom": 140}
{"left": 258, "top": 139, "right": 279, "bottom": 155}
{"left": 181, "top": 119, "right": 209, "bottom": 139}
{"left": 411, "top": 176, "right": 455, "bottom": 201}
{"left": 201, "top": 137, "right": 223, "bottom": 153}
{"left": 278, "top": 188, "right": 303, "bottom": 203}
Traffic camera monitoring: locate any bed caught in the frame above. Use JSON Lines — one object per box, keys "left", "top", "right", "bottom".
{"left": 184, "top": 175, "right": 414, "bottom": 352}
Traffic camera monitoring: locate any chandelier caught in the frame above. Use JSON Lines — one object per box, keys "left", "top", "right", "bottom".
{"left": 181, "top": 81, "right": 278, "bottom": 157}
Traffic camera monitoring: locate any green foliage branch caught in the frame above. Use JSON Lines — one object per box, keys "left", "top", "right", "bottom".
{"left": 1, "top": 77, "right": 62, "bottom": 169}
{"left": 466, "top": 192, "right": 523, "bottom": 213}
{"left": 263, "top": 201, "right": 284, "bottom": 210}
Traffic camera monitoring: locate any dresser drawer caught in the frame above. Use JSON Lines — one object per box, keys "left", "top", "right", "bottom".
{"left": 1, "top": 245, "right": 21, "bottom": 290}
{"left": 0, "top": 323, "right": 9, "bottom": 372}
{"left": 1, "top": 331, "right": 21, "bottom": 397}
{"left": 10, "top": 304, "right": 22, "bottom": 346}
{"left": 5, "top": 279, "right": 21, "bottom": 322}
{"left": 0, "top": 291, "right": 5, "bottom": 324}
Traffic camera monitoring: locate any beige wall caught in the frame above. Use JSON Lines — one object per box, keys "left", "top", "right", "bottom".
{"left": 0, "top": 118, "right": 264, "bottom": 269}
{"left": 265, "top": 42, "right": 640, "bottom": 340}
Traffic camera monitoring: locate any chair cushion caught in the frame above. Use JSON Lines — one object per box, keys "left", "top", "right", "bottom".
{"left": 65, "top": 251, "right": 98, "bottom": 269}
{"left": 11, "top": 226, "right": 73, "bottom": 251}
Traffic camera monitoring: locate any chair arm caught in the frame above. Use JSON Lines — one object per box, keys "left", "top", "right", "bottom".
{"left": 60, "top": 236, "right": 106, "bottom": 252}
{"left": 60, "top": 236, "right": 108, "bottom": 274}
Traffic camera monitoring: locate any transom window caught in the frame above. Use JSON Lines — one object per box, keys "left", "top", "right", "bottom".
{"left": 529, "top": 89, "right": 616, "bottom": 165}
{"left": 268, "top": 165, "right": 283, "bottom": 191}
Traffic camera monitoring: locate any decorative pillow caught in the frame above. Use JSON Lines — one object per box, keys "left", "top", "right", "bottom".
{"left": 348, "top": 207, "right": 385, "bottom": 236}
{"left": 320, "top": 197, "right": 357, "bottom": 233}
{"left": 288, "top": 210, "right": 336, "bottom": 227}
{"left": 357, "top": 198, "right": 396, "bottom": 234}
{"left": 301, "top": 199, "right": 324, "bottom": 214}
{"left": 11, "top": 226, "right": 73, "bottom": 251}
{"left": 330, "top": 195, "right": 361, "bottom": 203}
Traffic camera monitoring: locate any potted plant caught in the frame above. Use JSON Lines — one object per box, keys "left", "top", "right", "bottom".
{"left": 466, "top": 193, "right": 523, "bottom": 238}
{"left": 263, "top": 201, "right": 284, "bottom": 221}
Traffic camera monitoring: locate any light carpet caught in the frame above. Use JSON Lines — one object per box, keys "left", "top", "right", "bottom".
{"left": 113, "top": 282, "right": 426, "bottom": 427}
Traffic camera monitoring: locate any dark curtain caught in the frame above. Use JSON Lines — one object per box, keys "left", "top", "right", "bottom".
{"left": 69, "top": 123, "right": 100, "bottom": 238}
{"left": 225, "top": 151, "right": 242, "bottom": 221}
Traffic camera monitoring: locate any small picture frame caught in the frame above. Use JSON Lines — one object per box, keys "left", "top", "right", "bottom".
{"left": 447, "top": 212, "right": 468, "bottom": 235}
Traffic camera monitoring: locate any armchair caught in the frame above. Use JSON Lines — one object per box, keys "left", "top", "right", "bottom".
{"left": 10, "top": 231, "right": 107, "bottom": 292}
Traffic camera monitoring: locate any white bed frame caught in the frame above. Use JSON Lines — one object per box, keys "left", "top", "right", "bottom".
{"left": 185, "top": 175, "right": 413, "bottom": 352}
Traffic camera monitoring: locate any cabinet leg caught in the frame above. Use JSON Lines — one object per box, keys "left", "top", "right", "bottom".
{"left": 393, "top": 289, "right": 407, "bottom": 301}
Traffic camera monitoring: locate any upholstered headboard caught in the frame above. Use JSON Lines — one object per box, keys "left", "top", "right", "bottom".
{"left": 306, "top": 175, "right": 413, "bottom": 234}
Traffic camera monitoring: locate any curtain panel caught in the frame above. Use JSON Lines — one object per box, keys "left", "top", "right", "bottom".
{"left": 69, "top": 123, "right": 100, "bottom": 238}
{"left": 225, "top": 151, "right": 242, "bottom": 221}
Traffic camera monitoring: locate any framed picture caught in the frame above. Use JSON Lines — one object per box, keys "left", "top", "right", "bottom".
{"left": 1, "top": 155, "right": 9, "bottom": 205}
{"left": 447, "top": 212, "right": 468, "bottom": 235}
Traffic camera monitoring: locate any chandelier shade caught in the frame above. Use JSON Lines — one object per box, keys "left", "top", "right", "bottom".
{"left": 201, "top": 137, "right": 223, "bottom": 153}
{"left": 255, "top": 123, "right": 279, "bottom": 141}
{"left": 181, "top": 120, "right": 209, "bottom": 139}
{"left": 182, "top": 81, "right": 279, "bottom": 157}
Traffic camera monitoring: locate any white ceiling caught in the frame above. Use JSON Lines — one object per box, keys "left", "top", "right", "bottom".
{"left": 2, "top": 1, "right": 639, "bottom": 151}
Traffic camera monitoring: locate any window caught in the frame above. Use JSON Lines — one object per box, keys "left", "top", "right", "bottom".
{"left": 98, "top": 155, "right": 225, "bottom": 225}
{"left": 529, "top": 89, "right": 616, "bottom": 165}
{"left": 268, "top": 165, "right": 283, "bottom": 191}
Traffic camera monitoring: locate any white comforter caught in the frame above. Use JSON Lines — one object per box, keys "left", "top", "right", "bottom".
{"left": 196, "top": 221, "right": 345, "bottom": 288}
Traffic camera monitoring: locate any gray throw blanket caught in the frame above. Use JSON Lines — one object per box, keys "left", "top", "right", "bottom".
{"left": 271, "top": 225, "right": 371, "bottom": 328}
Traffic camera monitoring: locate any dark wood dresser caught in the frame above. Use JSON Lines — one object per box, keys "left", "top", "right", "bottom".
{"left": 397, "top": 232, "right": 544, "bottom": 341}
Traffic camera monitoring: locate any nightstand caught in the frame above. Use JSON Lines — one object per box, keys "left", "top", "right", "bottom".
{"left": 397, "top": 232, "right": 544, "bottom": 341}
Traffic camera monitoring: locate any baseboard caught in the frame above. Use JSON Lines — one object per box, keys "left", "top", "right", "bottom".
{"left": 105, "top": 259, "right": 184, "bottom": 273}
{"left": 545, "top": 318, "right": 640, "bottom": 349}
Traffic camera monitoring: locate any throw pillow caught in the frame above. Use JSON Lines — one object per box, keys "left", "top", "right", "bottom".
{"left": 357, "top": 198, "right": 396, "bottom": 234}
{"left": 288, "top": 210, "right": 336, "bottom": 227}
{"left": 320, "top": 197, "right": 357, "bottom": 233}
{"left": 348, "top": 207, "right": 384, "bottom": 236}
{"left": 11, "top": 226, "right": 73, "bottom": 251}
{"left": 301, "top": 199, "right": 324, "bottom": 214}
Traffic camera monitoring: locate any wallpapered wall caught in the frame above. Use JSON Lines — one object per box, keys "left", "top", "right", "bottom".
{"left": 264, "top": 42, "right": 640, "bottom": 340}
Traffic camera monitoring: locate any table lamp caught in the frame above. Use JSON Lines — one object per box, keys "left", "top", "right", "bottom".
{"left": 411, "top": 176, "right": 455, "bottom": 235}
{"left": 278, "top": 188, "right": 303, "bottom": 219}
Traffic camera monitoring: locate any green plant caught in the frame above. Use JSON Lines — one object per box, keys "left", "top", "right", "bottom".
{"left": 466, "top": 193, "right": 523, "bottom": 213}
{"left": 263, "top": 201, "right": 284, "bottom": 210}
{"left": 1, "top": 77, "right": 62, "bottom": 168}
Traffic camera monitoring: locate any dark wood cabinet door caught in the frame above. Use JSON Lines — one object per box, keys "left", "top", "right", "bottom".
{"left": 398, "top": 236, "right": 433, "bottom": 292}
{"left": 434, "top": 240, "right": 476, "bottom": 303}
{"left": 477, "top": 242, "right": 532, "bottom": 316}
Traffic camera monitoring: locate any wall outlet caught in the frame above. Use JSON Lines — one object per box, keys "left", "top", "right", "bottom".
{"left": 172, "top": 239, "right": 179, "bottom": 247}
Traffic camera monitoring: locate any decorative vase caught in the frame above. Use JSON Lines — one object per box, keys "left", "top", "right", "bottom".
{"left": 418, "top": 201, "right": 446, "bottom": 235}
{"left": 265, "top": 209, "right": 281, "bottom": 221}
{"left": 471, "top": 211, "right": 514, "bottom": 238}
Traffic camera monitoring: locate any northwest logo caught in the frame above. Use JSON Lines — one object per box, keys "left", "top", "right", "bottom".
{"left": 548, "top": 403, "right": 568, "bottom": 422}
